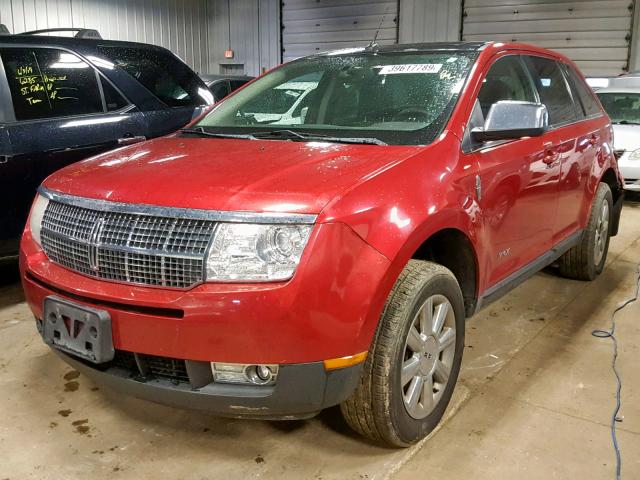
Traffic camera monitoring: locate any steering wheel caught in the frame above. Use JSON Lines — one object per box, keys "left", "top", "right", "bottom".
{"left": 393, "top": 106, "right": 431, "bottom": 122}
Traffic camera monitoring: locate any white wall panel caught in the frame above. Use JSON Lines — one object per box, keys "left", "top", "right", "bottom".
{"left": 399, "top": 0, "right": 461, "bottom": 43}
{"left": 207, "top": 0, "right": 280, "bottom": 76}
{"left": 258, "top": 0, "right": 281, "bottom": 73}
{"left": 462, "top": 0, "right": 636, "bottom": 76}
{"left": 281, "top": 0, "right": 398, "bottom": 62}
{"left": 0, "top": 0, "right": 210, "bottom": 73}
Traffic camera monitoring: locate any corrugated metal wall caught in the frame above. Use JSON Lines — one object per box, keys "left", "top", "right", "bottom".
{"left": 207, "top": 0, "right": 281, "bottom": 76}
{"left": 0, "top": 0, "right": 210, "bottom": 73}
{"left": 399, "top": 0, "right": 461, "bottom": 43}
{"left": 462, "top": 0, "right": 636, "bottom": 76}
{"left": 631, "top": 0, "right": 640, "bottom": 70}
{"left": 281, "top": 0, "right": 398, "bottom": 62}
{"left": 257, "top": 0, "right": 281, "bottom": 73}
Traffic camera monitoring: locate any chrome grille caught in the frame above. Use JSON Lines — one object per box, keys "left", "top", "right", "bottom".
{"left": 40, "top": 200, "right": 216, "bottom": 288}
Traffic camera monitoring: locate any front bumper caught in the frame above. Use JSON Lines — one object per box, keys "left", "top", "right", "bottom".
{"left": 21, "top": 221, "right": 391, "bottom": 416}
{"left": 53, "top": 348, "right": 362, "bottom": 419}
{"left": 622, "top": 180, "right": 640, "bottom": 192}
{"left": 21, "top": 222, "right": 390, "bottom": 365}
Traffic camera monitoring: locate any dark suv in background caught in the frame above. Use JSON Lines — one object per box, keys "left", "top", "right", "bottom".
{"left": 0, "top": 28, "right": 213, "bottom": 260}
{"left": 200, "top": 74, "right": 253, "bottom": 101}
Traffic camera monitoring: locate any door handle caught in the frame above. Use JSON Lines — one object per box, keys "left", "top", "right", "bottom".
{"left": 117, "top": 135, "right": 146, "bottom": 146}
{"left": 542, "top": 143, "right": 558, "bottom": 165}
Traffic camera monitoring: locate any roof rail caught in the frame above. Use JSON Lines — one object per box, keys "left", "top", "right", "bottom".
{"left": 0, "top": 24, "right": 11, "bottom": 35}
{"left": 18, "top": 28, "right": 102, "bottom": 39}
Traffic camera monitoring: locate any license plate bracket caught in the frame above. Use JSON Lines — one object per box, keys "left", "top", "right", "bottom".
{"left": 42, "top": 296, "right": 114, "bottom": 364}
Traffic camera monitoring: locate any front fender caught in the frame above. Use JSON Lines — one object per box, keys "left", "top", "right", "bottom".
{"left": 318, "top": 133, "right": 484, "bottom": 342}
{"left": 353, "top": 206, "right": 483, "bottom": 347}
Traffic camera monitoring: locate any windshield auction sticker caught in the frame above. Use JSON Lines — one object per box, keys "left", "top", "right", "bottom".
{"left": 378, "top": 64, "right": 443, "bottom": 74}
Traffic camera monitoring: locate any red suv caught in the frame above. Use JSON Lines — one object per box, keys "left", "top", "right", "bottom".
{"left": 21, "top": 42, "right": 623, "bottom": 446}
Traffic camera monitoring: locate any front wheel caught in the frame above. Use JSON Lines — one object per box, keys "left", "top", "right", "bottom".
{"left": 558, "top": 182, "right": 613, "bottom": 280}
{"left": 340, "top": 260, "right": 465, "bottom": 447}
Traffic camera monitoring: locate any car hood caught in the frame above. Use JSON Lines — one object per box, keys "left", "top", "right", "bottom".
{"left": 43, "top": 136, "right": 421, "bottom": 215}
{"left": 612, "top": 124, "right": 640, "bottom": 152}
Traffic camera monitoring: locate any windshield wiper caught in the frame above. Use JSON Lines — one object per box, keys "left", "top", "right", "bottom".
{"left": 322, "top": 136, "right": 388, "bottom": 146}
{"left": 613, "top": 120, "right": 640, "bottom": 126}
{"left": 181, "top": 128, "right": 387, "bottom": 145}
{"left": 249, "top": 129, "right": 388, "bottom": 146}
{"left": 250, "top": 129, "right": 308, "bottom": 140}
{"left": 180, "top": 127, "right": 257, "bottom": 140}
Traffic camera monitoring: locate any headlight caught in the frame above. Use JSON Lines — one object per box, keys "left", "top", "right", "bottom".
{"left": 630, "top": 148, "right": 640, "bottom": 162}
{"left": 205, "top": 223, "right": 313, "bottom": 281}
{"left": 29, "top": 194, "right": 49, "bottom": 246}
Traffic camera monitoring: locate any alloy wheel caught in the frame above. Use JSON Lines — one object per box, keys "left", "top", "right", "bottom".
{"left": 401, "top": 294, "right": 456, "bottom": 419}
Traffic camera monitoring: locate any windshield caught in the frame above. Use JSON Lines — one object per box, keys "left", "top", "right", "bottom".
{"left": 243, "top": 82, "right": 314, "bottom": 114}
{"left": 195, "top": 50, "right": 476, "bottom": 145}
{"left": 596, "top": 92, "right": 640, "bottom": 124}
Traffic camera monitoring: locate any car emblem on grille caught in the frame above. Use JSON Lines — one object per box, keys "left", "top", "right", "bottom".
{"left": 88, "top": 217, "right": 105, "bottom": 271}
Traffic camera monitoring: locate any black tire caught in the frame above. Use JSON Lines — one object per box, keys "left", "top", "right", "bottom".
{"left": 558, "top": 182, "right": 613, "bottom": 281}
{"left": 340, "top": 260, "right": 465, "bottom": 447}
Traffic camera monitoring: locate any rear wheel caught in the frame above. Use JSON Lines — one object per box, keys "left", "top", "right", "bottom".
{"left": 558, "top": 182, "right": 612, "bottom": 280}
{"left": 340, "top": 260, "right": 465, "bottom": 447}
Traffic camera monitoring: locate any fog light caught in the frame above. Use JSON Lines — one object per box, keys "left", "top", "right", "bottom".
{"left": 211, "top": 363, "right": 279, "bottom": 385}
{"left": 247, "top": 365, "right": 275, "bottom": 385}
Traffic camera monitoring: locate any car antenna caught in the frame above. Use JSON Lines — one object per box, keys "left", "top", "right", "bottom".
{"left": 367, "top": 6, "right": 391, "bottom": 49}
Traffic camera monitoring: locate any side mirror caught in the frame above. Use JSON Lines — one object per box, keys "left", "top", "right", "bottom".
{"left": 471, "top": 100, "right": 548, "bottom": 142}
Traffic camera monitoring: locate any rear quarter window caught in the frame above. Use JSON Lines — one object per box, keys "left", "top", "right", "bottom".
{"left": 96, "top": 45, "right": 209, "bottom": 108}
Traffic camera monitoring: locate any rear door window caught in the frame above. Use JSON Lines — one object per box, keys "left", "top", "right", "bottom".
{"left": 96, "top": 45, "right": 209, "bottom": 107}
{"left": 1, "top": 47, "right": 104, "bottom": 121}
{"left": 524, "top": 56, "right": 581, "bottom": 126}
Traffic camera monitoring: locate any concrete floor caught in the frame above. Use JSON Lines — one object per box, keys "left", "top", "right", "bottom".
{"left": 2, "top": 199, "right": 640, "bottom": 480}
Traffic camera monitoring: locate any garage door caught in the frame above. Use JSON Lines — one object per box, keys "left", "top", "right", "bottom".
{"left": 281, "top": 0, "right": 398, "bottom": 62}
{"left": 462, "top": 0, "right": 636, "bottom": 76}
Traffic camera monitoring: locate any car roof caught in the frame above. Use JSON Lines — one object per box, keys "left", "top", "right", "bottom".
{"left": 310, "top": 42, "right": 488, "bottom": 58}
{"left": 0, "top": 33, "right": 169, "bottom": 52}
{"left": 305, "top": 41, "right": 575, "bottom": 64}
{"left": 366, "top": 41, "right": 488, "bottom": 52}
